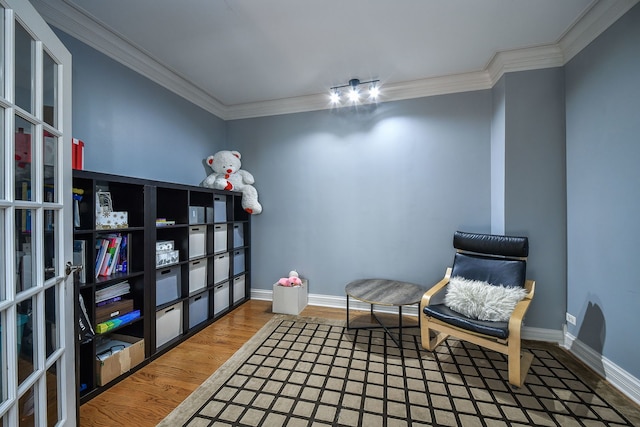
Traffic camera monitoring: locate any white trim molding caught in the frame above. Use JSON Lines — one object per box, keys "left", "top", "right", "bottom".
{"left": 30, "top": 0, "right": 640, "bottom": 121}
{"left": 564, "top": 331, "right": 640, "bottom": 406}
{"left": 252, "top": 288, "right": 564, "bottom": 343}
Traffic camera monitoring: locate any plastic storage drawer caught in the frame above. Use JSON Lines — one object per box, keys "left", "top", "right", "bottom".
{"left": 213, "top": 282, "right": 230, "bottom": 316}
{"left": 214, "top": 195, "right": 227, "bottom": 222}
{"left": 189, "top": 226, "right": 206, "bottom": 259}
{"left": 189, "top": 291, "right": 209, "bottom": 328}
{"left": 188, "top": 259, "right": 207, "bottom": 294}
{"left": 213, "top": 253, "right": 230, "bottom": 284}
{"left": 156, "top": 266, "right": 180, "bottom": 306}
{"left": 233, "top": 223, "right": 244, "bottom": 248}
{"left": 213, "top": 224, "right": 227, "bottom": 253}
{"left": 156, "top": 301, "right": 183, "bottom": 348}
{"left": 233, "top": 249, "right": 245, "bottom": 276}
{"left": 233, "top": 275, "right": 246, "bottom": 303}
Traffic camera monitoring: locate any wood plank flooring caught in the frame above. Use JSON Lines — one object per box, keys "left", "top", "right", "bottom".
{"left": 79, "top": 300, "right": 351, "bottom": 426}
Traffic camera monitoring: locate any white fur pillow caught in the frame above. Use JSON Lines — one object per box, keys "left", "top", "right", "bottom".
{"left": 444, "top": 276, "right": 527, "bottom": 322}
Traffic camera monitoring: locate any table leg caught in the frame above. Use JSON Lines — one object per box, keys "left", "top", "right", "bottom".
{"left": 398, "top": 306, "right": 403, "bottom": 349}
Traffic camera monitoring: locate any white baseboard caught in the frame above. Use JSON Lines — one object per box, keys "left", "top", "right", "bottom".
{"left": 564, "top": 331, "right": 640, "bottom": 406}
{"left": 252, "top": 288, "right": 640, "bottom": 405}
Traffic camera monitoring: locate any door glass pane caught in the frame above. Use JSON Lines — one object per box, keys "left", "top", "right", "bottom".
{"left": 17, "top": 299, "right": 34, "bottom": 386}
{"left": 19, "top": 385, "right": 36, "bottom": 426}
{"left": 15, "top": 22, "right": 34, "bottom": 113}
{"left": 15, "top": 117, "right": 34, "bottom": 201}
{"left": 43, "top": 52, "right": 57, "bottom": 127}
{"left": 43, "top": 133, "right": 57, "bottom": 202}
{"left": 43, "top": 209, "right": 56, "bottom": 280}
{"left": 0, "top": 6, "right": 4, "bottom": 97}
{"left": 0, "top": 110, "right": 4, "bottom": 200}
{"left": 0, "top": 315, "right": 4, "bottom": 403}
{"left": 45, "top": 286, "right": 58, "bottom": 357}
{"left": 46, "top": 362, "right": 59, "bottom": 426}
{"left": 0, "top": 210, "right": 4, "bottom": 301}
{"left": 16, "top": 209, "right": 34, "bottom": 293}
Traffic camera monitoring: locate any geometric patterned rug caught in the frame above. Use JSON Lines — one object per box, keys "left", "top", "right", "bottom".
{"left": 158, "top": 315, "right": 640, "bottom": 426}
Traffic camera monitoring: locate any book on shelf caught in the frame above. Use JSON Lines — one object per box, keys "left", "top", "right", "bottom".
{"left": 95, "top": 234, "right": 130, "bottom": 277}
{"left": 95, "top": 309, "right": 140, "bottom": 334}
{"left": 95, "top": 239, "right": 110, "bottom": 278}
{"left": 95, "top": 281, "right": 130, "bottom": 304}
{"left": 95, "top": 299, "right": 134, "bottom": 324}
{"left": 99, "top": 235, "right": 122, "bottom": 277}
{"left": 72, "top": 138, "right": 85, "bottom": 170}
{"left": 73, "top": 240, "right": 87, "bottom": 283}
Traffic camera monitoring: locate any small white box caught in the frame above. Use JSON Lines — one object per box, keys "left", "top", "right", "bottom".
{"left": 156, "top": 240, "right": 174, "bottom": 251}
{"left": 156, "top": 250, "right": 179, "bottom": 268}
{"left": 188, "top": 259, "right": 207, "bottom": 294}
{"left": 213, "top": 224, "right": 227, "bottom": 253}
{"left": 233, "top": 223, "right": 244, "bottom": 248}
{"left": 233, "top": 275, "right": 246, "bottom": 303}
{"left": 96, "top": 211, "right": 128, "bottom": 229}
{"left": 213, "top": 253, "right": 229, "bottom": 284}
{"left": 272, "top": 279, "right": 308, "bottom": 315}
{"left": 189, "top": 226, "right": 206, "bottom": 259}
{"left": 156, "top": 301, "right": 183, "bottom": 348}
{"left": 213, "top": 282, "right": 230, "bottom": 316}
{"left": 214, "top": 196, "right": 227, "bottom": 222}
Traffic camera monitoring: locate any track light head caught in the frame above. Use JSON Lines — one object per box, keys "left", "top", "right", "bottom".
{"left": 330, "top": 78, "right": 381, "bottom": 107}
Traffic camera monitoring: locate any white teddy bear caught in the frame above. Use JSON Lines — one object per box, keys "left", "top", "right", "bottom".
{"left": 201, "top": 150, "right": 262, "bottom": 215}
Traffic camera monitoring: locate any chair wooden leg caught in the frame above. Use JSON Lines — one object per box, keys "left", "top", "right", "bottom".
{"left": 508, "top": 341, "right": 534, "bottom": 387}
{"left": 421, "top": 317, "right": 449, "bottom": 351}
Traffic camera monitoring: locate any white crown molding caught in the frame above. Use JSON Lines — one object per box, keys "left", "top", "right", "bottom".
{"left": 29, "top": 0, "right": 228, "bottom": 119}
{"left": 564, "top": 331, "right": 640, "bottom": 406}
{"left": 560, "top": 0, "right": 640, "bottom": 64}
{"left": 31, "top": 0, "right": 639, "bottom": 120}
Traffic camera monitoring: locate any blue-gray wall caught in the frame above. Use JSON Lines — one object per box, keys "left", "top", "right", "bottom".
{"left": 56, "top": 30, "right": 225, "bottom": 185}
{"left": 227, "top": 94, "right": 492, "bottom": 296}
{"left": 55, "top": 2, "right": 640, "bottom": 382}
{"left": 565, "top": 4, "right": 640, "bottom": 379}
{"left": 502, "top": 69, "right": 567, "bottom": 332}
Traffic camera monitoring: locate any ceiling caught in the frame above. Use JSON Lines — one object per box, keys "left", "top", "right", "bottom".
{"left": 30, "top": 0, "right": 637, "bottom": 119}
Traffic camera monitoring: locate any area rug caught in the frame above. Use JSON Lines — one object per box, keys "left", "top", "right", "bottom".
{"left": 158, "top": 315, "right": 640, "bottom": 426}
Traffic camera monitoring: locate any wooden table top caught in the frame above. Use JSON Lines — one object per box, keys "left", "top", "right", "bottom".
{"left": 345, "top": 278, "right": 426, "bottom": 306}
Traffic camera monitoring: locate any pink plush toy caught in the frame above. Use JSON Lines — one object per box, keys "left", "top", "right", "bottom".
{"left": 278, "top": 270, "right": 302, "bottom": 287}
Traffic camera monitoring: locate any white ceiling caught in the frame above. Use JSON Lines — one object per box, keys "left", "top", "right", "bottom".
{"left": 30, "top": 0, "right": 638, "bottom": 119}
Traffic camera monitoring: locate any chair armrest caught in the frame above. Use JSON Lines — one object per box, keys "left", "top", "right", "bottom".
{"left": 508, "top": 279, "right": 535, "bottom": 332}
{"left": 420, "top": 267, "right": 452, "bottom": 308}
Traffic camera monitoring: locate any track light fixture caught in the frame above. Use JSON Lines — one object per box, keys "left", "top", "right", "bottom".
{"left": 329, "top": 78, "right": 381, "bottom": 106}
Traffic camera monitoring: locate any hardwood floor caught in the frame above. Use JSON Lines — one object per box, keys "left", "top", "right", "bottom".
{"left": 79, "top": 300, "right": 349, "bottom": 426}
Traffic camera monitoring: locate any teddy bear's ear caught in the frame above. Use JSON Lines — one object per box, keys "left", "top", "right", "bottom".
{"left": 206, "top": 155, "right": 214, "bottom": 166}
{"left": 231, "top": 151, "right": 241, "bottom": 160}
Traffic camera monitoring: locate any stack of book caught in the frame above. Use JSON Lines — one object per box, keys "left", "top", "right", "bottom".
{"left": 95, "top": 234, "right": 129, "bottom": 278}
{"left": 96, "top": 281, "right": 139, "bottom": 334}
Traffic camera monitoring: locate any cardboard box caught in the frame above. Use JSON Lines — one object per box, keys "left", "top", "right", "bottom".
{"left": 95, "top": 334, "right": 144, "bottom": 386}
{"left": 272, "top": 279, "right": 308, "bottom": 315}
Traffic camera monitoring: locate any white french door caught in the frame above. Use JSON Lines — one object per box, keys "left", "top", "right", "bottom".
{"left": 1, "top": 1, "right": 74, "bottom": 426}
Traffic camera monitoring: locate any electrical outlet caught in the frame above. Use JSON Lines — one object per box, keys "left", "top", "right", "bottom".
{"left": 566, "top": 312, "right": 577, "bottom": 325}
